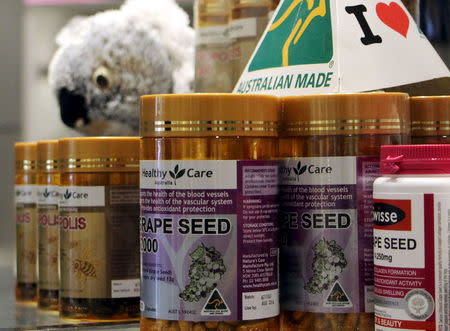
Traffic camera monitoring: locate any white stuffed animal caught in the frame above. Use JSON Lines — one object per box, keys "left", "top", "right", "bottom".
{"left": 48, "top": 0, "right": 194, "bottom": 136}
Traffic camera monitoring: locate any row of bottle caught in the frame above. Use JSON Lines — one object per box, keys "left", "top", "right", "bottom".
{"left": 195, "top": 0, "right": 280, "bottom": 93}
{"left": 15, "top": 94, "right": 449, "bottom": 329}
{"left": 15, "top": 137, "right": 141, "bottom": 320}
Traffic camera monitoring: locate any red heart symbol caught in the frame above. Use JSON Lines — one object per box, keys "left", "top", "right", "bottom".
{"left": 376, "top": 2, "right": 410, "bottom": 38}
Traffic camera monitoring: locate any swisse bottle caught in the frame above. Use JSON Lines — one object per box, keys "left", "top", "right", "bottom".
{"left": 195, "top": 0, "right": 233, "bottom": 93}
{"left": 37, "top": 140, "right": 60, "bottom": 310}
{"left": 374, "top": 145, "right": 450, "bottom": 331}
{"left": 279, "top": 93, "right": 410, "bottom": 331}
{"left": 15, "top": 142, "right": 38, "bottom": 302}
{"left": 59, "top": 137, "right": 140, "bottom": 320}
{"left": 140, "top": 94, "right": 280, "bottom": 331}
{"left": 411, "top": 96, "right": 450, "bottom": 144}
{"left": 230, "top": 0, "right": 270, "bottom": 87}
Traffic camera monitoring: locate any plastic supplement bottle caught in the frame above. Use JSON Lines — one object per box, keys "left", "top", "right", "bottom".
{"left": 279, "top": 93, "right": 410, "bottom": 331}
{"left": 230, "top": 0, "right": 270, "bottom": 86}
{"left": 140, "top": 94, "right": 280, "bottom": 331}
{"left": 37, "top": 140, "right": 60, "bottom": 310}
{"left": 59, "top": 137, "right": 140, "bottom": 320}
{"left": 15, "top": 142, "right": 38, "bottom": 303}
{"left": 374, "top": 145, "right": 450, "bottom": 331}
{"left": 195, "top": 0, "right": 233, "bottom": 93}
{"left": 411, "top": 96, "right": 450, "bottom": 145}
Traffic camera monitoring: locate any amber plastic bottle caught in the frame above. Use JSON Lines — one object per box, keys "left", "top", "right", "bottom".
{"left": 230, "top": 0, "right": 270, "bottom": 86}
{"left": 37, "top": 140, "right": 60, "bottom": 310}
{"left": 195, "top": 0, "right": 233, "bottom": 93}
{"left": 279, "top": 93, "right": 410, "bottom": 331}
{"left": 140, "top": 94, "right": 280, "bottom": 331}
{"left": 58, "top": 137, "right": 140, "bottom": 321}
{"left": 411, "top": 96, "right": 450, "bottom": 144}
{"left": 15, "top": 142, "right": 38, "bottom": 303}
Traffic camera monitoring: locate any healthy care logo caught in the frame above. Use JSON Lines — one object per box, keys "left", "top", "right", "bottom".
{"left": 281, "top": 160, "right": 332, "bottom": 181}
{"left": 62, "top": 189, "right": 88, "bottom": 200}
{"left": 169, "top": 164, "right": 186, "bottom": 185}
{"left": 142, "top": 164, "right": 214, "bottom": 186}
{"left": 249, "top": 0, "right": 333, "bottom": 71}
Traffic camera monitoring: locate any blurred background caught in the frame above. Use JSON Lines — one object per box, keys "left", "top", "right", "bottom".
{"left": 0, "top": 0, "right": 448, "bottom": 300}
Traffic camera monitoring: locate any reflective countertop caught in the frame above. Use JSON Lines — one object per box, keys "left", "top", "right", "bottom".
{"left": 0, "top": 247, "right": 139, "bottom": 331}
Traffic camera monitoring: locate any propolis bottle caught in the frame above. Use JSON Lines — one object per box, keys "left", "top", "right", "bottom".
{"left": 195, "top": 0, "right": 233, "bottom": 92}
{"left": 15, "top": 142, "right": 38, "bottom": 303}
{"left": 58, "top": 137, "right": 140, "bottom": 321}
{"left": 37, "top": 140, "right": 60, "bottom": 310}
{"left": 229, "top": 0, "right": 270, "bottom": 87}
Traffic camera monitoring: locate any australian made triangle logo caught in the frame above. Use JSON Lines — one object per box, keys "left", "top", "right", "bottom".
{"left": 201, "top": 288, "right": 231, "bottom": 316}
{"left": 324, "top": 281, "right": 353, "bottom": 308}
{"left": 249, "top": 0, "right": 333, "bottom": 72}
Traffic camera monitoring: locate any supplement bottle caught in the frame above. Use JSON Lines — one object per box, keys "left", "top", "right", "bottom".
{"left": 411, "top": 96, "right": 450, "bottom": 145}
{"left": 59, "top": 137, "right": 140, "bottom": 320}
{"left": 230, "top": 0, "right": 270, "bottom": 87}
{"left": 279, "top": 93, "right": 410, "bottom": 331}
{"left": 140, "top": 94, "right": 280, "bottom": 330}
{"left": 195, "top": 0, "right": 233, "bottom": 93}
{"left": 374, "top": 145, "right": 450, "bottom": 331}
{"left": 37, "top": 140, "right": 60, "bottom": 310}
{"left": 15, "top": 142, "right": 38, "bottom": 303}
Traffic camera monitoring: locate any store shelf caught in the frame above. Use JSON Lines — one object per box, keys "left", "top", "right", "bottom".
{"left": 0, "top": 252, "right": 139, "bottom": 331}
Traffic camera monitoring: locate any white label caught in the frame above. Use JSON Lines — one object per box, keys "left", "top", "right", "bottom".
{"left": 37, "top": 185, "right": 60, "bottom": 205}
{"left": 373, "top": 192, "right": 450, "bottom": 330}
{"left": 59, "top": 186, "right": 105, "bottom": 207}
{"left": 15, "top": 185, "right": 37, "bottom": 204}
{"left": 111, "top": 279, "right": 140, "bottom": 298}
{"left": 242, "top": 288, "right": 279, "bottom": 320}
{"left": 140, "top": 160, "right": 237, "bottom": 190}
{"left": 280, "top": 156, "right": 357, "bottom": 185}
{"left": 196, "top": 25, "right": 230, "bottom": 45}
{"left": 229, "top": 17, "right": 257, "bottom": 39}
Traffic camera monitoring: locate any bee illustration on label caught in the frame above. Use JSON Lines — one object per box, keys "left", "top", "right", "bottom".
{"left": 24, "top": 250, "right": 36, "bottom": 265}
{"left": 73, "top": 259, "right": 97, "bottom": 279}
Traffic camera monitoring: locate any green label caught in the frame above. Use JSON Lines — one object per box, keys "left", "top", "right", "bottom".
{"left": 248, "top": 0, "right": 333, "bottom": 71}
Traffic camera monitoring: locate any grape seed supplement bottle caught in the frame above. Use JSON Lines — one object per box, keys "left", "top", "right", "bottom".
{"left": 279, "top": 93, "right": 410, "bottom": 331}
{"left": 140, "top": 94, "right": 280, "bottom": 331}
{"left": 37, "top": 140, "right": 60, "bottom": 310}
{"left": 374, "top": 145, "right": 450, "bottom": 331}
{"left": 15, "top": 142, "right": 38, "bottom": 303}
{"left": 59, "top": 137, "right": 140, "bottom": 320}
{"left": 230, "top": 0, "right": 270, "bottom": 86}
{"left": 195, "top": 0, "right": 233, "bottom": 93}
{"left": 411, "top": 96, "right": 450, "bottom": 145}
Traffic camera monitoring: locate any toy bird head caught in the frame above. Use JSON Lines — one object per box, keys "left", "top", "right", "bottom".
{"left": 48, "top": 0, "right": 194, "bottom": 136}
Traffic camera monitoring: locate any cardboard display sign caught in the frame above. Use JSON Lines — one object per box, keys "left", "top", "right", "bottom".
{"left": 233, "top": 0, "right": 450, "bottom": 96}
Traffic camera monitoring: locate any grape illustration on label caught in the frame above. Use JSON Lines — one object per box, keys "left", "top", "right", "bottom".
{"left": 305, "top": 238, "right": 347, "bottom": 295}
{"left": 179, "top": 244, "right": 227, "bottom": 303}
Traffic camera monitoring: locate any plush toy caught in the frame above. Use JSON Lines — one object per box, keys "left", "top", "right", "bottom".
{"left": 48, "top": 0, "right": 194, "bottom": 136}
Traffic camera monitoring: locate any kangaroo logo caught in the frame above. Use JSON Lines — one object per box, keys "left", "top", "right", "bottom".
{"left": 169, "top": 165, "right": 186, "bottom": 185}
{"left": 249, "top": 0, "right": 333, "bottom": 71}
{"left": 63, "top": 189, "right": 72, "bottom": 200}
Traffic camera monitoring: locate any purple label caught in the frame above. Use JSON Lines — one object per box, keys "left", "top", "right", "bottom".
{"left": 280, "top": 156, "right": 378, "bottom": 313}
{"left": 140, "top": 160, "right": 279, "bottom": 321}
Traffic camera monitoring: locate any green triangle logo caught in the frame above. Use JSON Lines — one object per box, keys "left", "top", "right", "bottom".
{"left": 201, "top": 288, "right": 231, "bottom": 316}
{"left": 324, "top": 281, "right": 352, "bottom": 307}
{"left": 249, "top": 0, "right": 333, "bottom": 72}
